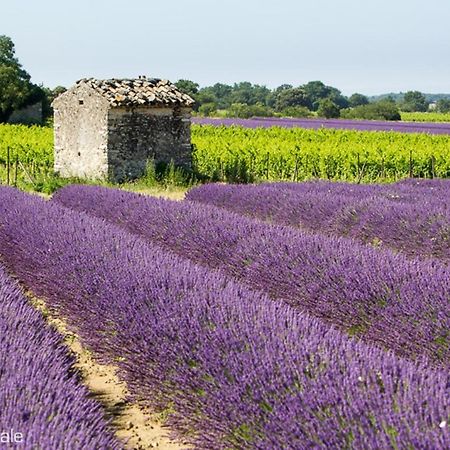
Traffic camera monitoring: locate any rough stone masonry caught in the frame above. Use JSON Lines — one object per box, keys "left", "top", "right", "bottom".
{"left": 52, "top": 77, "right": 195, "bottom": 182}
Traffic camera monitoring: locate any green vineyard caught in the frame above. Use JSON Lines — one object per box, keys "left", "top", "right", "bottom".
{"left": 1, "top": 123, "right": 450, "bottom": 185}
{"left": 192, "top": 125, "right": 450, "bottom": 182}
{"left": 401, "top": 111, "right": 450, "bottom": 122}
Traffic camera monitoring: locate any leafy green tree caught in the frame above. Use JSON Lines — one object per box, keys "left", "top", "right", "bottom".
{"left": 42, "top": 85, "right": 67, "bottom": 119}
{"left": 0, "top": 35, "right": 40, "bottom": 122}
{"left": 302, "top": 81, "right": 329, "bottom": 102}
{"left": 436, "top": 99, "right": 450, "bottom": 113}
{"left": 278, "top": 106, "right": 312, "bottom": 118}
{"left": 227, "top": 103, "right": 251, "bottom": 118}
{"left": 402, "top": 91, "right": 428, "bottom": 112}
{"left": 383, "top": 95, "right": 397, "bottom": 104}
{"left": 349, "top": 93, "right": 369, "bottom": 107}
{"left": 341, "top": 101, "right": 401, "bottom": 121}
{"left": 230, "top": 82, "right": 271, "bottom": 106}
{"left": 275, "top": 84, "right": 294, "bottom": 92}
{"left": 317, "top": 98, "right": 340, "bottom": 118}
{"left": 267, "top": 84, "right": 293, "bottom": 107}
{"left": 210, "top": 83, "right": 233, "bottom": 109}
{"left": 194, "top": 87, "right": 217, "bottom": 111}
{"left": 275, "top": 87, "right": 312, "bottom": 111}
{"left": 227, "top": 102, "right": 273, "bottom": 118}
{"left": 301, "top": 81, "right": 348, "bottom": 110}
{"left": 174, "top": 79, "right": 199, "bottom": 98}
{"left": 198, "top": 102, "right": 217, "bottom": 116}
{"left": 230, "top": 82, "right": 254, "bottom": 105}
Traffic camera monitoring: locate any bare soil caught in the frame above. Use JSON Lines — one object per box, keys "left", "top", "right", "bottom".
{"left": 30, "top": 297, "right": 190, "bottom": 450}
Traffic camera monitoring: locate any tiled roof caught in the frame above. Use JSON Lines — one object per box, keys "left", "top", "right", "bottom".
{"left": 76, "top": 77, "right": 195, "bottom": 108}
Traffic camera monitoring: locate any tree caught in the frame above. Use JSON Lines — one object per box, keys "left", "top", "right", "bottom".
{"left": 349, "top": 93, "right": 369, "bottom": 107}
{"left": 275, "top": 87, "right": 312, "bottom": 111}
{"left": 340, "top": 101, "right": 401, "bottom": 121}
{"left": 194, "top": 87, "right": 217, "bottom": 111}
{"left": 0, "top": 35, "right": 40, "bottom": 122}
{"left": 198, "top": 102, "right": 217, "bottom": 116}
{"left": 317, "top": 98, "right": 340, "bottom": 118}
{"left": 302, "top": 81, "right": 329, "bottom": 104}
{"left": 267, "top": 84, "right": 293, "bottom": 107}
{"left": 436, "top": 99, "right": 450, "bottom": 113}
{"left": 174, "top": 79, "right": 199, "bottom": 98}
{"left": 301, "top": 80, "right": 348, "bottom": 110}
{"left": 402, "top": 91, "right": 428, "bottom": 112}
{"left": 277, "top": 106, "right": 312, "bottom": 118}
{"left": 230, "top": 82, "right": 254, "bottom": 105}
{"left": 227, "top": 102, "right": 273, "bottom": 119}
{"left": 230, "top": 82, "right": 271, "bottom": 106}
{"left": 383, "top": 95, "right": 397, "bottom": 104}
{"left": 41, "top": 85, "right": 67, "bottom": 119}
{"left": 210, "top": 83, "right": 233, "bottom": 109}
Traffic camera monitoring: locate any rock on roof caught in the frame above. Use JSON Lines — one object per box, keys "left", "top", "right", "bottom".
{"left": 76, "top": 77, "right": 195, "bottom": 108}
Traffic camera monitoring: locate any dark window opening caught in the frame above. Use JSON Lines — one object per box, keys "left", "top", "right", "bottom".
{"left": 77, "top": 152, "right": 81, "bottom": 157}
{"left": 79, "top": 99, "right": 84, "bottom": 105}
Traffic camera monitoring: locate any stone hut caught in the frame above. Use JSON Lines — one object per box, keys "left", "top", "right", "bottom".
{"left": 52, "top": 77, "right": 195, "bottom": 182}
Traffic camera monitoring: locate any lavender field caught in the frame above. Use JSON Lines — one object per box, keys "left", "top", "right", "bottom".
{"left": 187, "top": 179, "right": 450, "bottom": 262}
{"left": 193, "top": 116, "right": 450, "bottom": 135}
{"left": 0, "top": 263, "right": 120, "bottom": 448}
{"left": 0, "top": 181, "right": 449, "bottom": 449}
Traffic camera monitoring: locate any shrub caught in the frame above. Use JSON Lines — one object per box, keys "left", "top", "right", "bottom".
{"left": 341, "top": 101, "right": 401, "bottom": 121}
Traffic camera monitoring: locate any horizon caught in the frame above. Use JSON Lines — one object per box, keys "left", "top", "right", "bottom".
{"left": 1, "top": 0, "right": 449, "bottom": 96}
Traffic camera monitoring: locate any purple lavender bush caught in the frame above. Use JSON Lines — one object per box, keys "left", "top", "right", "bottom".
{"left": 0, "top": 263, "right": 120, "bottom": 449}
{"left": 186, "top": 181, "right": 450, "bottom": 261}
{"left": 258, "top": 178, "right": 450, "bottom": 201}
{"left": 0, "top": 186, "right": 448, "bottom": 449}
{"left": 53, "top": 185, "right": 450, "bottom": 366}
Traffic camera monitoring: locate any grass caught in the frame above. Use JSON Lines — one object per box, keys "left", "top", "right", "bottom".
{"left": 0, "top": 158, "right": 193, "bottom": 200}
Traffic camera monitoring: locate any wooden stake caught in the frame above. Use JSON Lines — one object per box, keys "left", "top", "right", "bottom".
{"left": 409, "top": 149, "right": 413, "bottom": 178}
{"left": 6, "top": 146, "right": 10, "bottom": 185}
{"left": 14, "top": 156, "right": 18, "bottom": 187}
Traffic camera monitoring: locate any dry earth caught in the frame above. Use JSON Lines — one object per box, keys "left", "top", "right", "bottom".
{"left": 18, "top": 185, "right": 190, "bottom": 448}
{"left": 30, "top": 296, "right": 190, "bottom": 450}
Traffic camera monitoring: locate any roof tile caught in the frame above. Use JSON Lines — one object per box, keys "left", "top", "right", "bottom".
{"left": 76, "top": 77, "right": 195, "bottom": 108}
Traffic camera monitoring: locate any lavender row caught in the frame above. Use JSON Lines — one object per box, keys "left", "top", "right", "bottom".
{"left": 54, "top": 185, "right": 450, "bottom": 366}
{"left": 0, "top": 187, "right": 448, "bottom": 449}
{"left": 0, "top": 263, "right": 120, "bottom": 449}
{"left": 186, "top": 182, "right": 450, "bottom": 262}
{"left": 259, "top": 178, "right": 450, "bottom": 201}
{"left": 192, "top": 116, "right": 450, "bottom": 134}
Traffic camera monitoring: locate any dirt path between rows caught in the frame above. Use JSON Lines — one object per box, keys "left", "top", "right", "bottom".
{"left": 30, "top": 296, "right": 190, "bottom": 450}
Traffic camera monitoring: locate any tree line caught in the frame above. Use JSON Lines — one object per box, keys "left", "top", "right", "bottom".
{"left": 1, "top": 34, "right": 450, "bottom": 124}
{"left": 175, "top": 79, "right": 450, "bottom": 120}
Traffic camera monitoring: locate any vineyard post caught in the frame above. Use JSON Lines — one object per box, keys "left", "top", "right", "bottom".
{"left": 409, "top": 149, "right": 413, "bottom": 178}
{"left": 294, "top": 153, "right": 299, "bottom": 182}
{"left": 6, "top": 146, "right": 10, "bottom": 186}
{"left": 356, "top": 152, "right": 360, "bottom": 182}
{"left": 14, "top": 156, "right": 18, "bottom": 187}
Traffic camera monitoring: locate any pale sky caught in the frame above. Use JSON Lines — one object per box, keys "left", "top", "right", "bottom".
{"left": 1, "top": 0, "right": 449, "bottom": 95}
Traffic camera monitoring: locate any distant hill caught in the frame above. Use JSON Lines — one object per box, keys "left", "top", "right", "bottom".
{"left": 369, "top": 93, "right": 450, "bottom": 103}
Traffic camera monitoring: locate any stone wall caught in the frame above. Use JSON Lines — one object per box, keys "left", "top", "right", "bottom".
{"left": 53, "top": 84, "right": 109, "bottom": 179}
{"left": 107, "top": 106, "right": 192, "bottom": 182}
